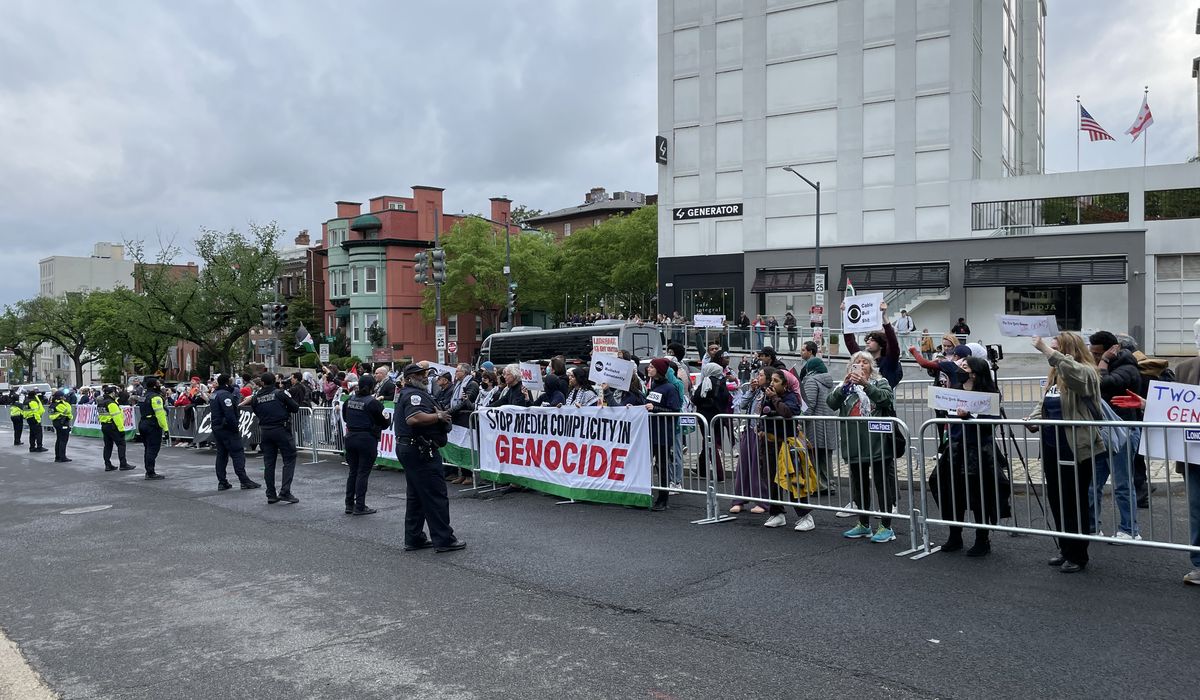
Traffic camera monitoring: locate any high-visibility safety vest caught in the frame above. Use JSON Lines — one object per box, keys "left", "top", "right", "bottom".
{"left": 98, "top": 400, "right": 125, "bottom": 432}
{"left": 27, "top": 396, "right": 44, "bottom": 422}
{"left": 50, "top": 399, "right": 73, "bottom": 423}
{"left": 9, "top": 404, "right": 22, "bottom": 418}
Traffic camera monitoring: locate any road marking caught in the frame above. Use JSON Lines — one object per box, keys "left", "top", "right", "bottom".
{"left": 59, "top": 505, "right": 112, "bottom": 515}
{"left": 0, "top": 627, "right": 57, "bottom": 699}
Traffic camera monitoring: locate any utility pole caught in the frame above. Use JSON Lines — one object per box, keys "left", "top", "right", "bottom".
{"left": 503, "top": 212, "right": 514, "bottom": 331}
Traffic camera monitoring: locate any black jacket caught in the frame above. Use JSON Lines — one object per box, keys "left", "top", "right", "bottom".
{"left": 1098, "top": 348, "right": 1142, "bottom": 420}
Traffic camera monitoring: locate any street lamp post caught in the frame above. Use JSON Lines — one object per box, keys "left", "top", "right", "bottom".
{"left": 503, "top": 213, "right": 513, "bottom": 331}
{"left": 782, "top": 166, "right": 823, "bottom": 335}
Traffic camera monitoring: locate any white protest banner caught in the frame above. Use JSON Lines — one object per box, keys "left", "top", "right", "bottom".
{"left": 694, "top": 314, "right": 726, "bottom": 328}
{"left": 591, "top": 335, "right": 620, "bottom": 356}
{"left": 996, "top": 314, "right": 1060, "bottom": 338}
{"left": 478, "top": 406, "right": 652, "bottom": 507}
{"left": 927, "top": 386, "right": 1000, "bottom": 415}
{"left": 71, "top": 402, "right": 136, "bottom": 439}
{"left": 588, "top": 353, "right": 635, "bottom": 392}
{"left": 519, "top": 362, "right": 544, "bottom": 392}
{"left": 842, "top": 293, "right": 884, "bottom": 333}
{"left": 1139, "top": 380, "right": 1200, "bottom": 463}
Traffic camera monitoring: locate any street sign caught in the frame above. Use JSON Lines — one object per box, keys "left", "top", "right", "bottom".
{"left": 446, "top": 340, "right": 458, "bottom": 354}
{"left": 318, "top": 344, "right": 330, "bottom": 363}
{"left": 815, "top": 274, "right": 826, "bottom": 293}
{"left": 815, "top": 292, "right": 825, "bottom": 304}
{"left": 435, "top": 326, "right": 447, "bottom": 350}
{"left": 655, "top": 135, "right": 669, "bottom": 165}
{"left": 671, "top": 203, "right": 743, "bottom": 221}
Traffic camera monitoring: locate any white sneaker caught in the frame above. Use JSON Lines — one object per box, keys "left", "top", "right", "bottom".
{"left": 794, "top": 513, "right": 815, "bottom": 532}
{"left": 836, "top": 501, "right": 858, "bottom": 518}
{"left": 668, "top": 482, "right": 681, "bottom": 495}
{"left": 1112, "top": 531, "right": 1143, "bottom": 543}
{"left": 1184, "top": 568, "right": 1200, "bottom": 585}
{"left": 764, "top": 514, "right": 786, "bottom": 528}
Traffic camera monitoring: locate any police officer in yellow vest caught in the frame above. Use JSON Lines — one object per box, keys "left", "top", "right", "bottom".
{"left": 137, "top": 377, "right": 168, "bottom": 480}
{"left": 10, "top": 395, "right": 24, "bottom": 446}
{"left": 99, "top": 385, "right": 132, "bottom": 471}
{"left": 50, "top": 390, "right": 73, "bottom": 462}
{"left": 23, "top": 391, "right": 47, "bottom": 453}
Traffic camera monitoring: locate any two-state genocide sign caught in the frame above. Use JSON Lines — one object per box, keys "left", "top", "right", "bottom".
{"left": 672, "top": 203, "right": 743, "bottom": 221}
{"left": 1140, "top": 380, "right": 1200, "bottom": 463}
{"left": 477, "top": 406, "right": 652, "bottom": 507}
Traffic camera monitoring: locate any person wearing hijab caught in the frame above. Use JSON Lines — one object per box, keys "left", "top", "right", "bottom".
{"left": 691, "top": 361, "right": 730, "bottom": 483}
{"left": 799, "top": 355, "right": 837, "bottom": 523}
{"left": 645, "top": 358, "right": 681, "bottom": 511}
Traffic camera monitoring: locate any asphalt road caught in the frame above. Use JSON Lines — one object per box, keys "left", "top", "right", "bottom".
{"left": 0, "top": 436, "right": 1196, "bottom": 699}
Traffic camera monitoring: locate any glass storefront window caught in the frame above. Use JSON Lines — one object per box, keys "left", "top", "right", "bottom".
{"left": 1005, "top": 286, "right": 1081, "bottom": 332}
{"left": 682, "top": 287, "right": 735, "bottom": 321}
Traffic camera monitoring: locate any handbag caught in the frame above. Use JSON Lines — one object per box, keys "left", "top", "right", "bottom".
{"left": 1084, "top": 396, "right": 1130, "bottom": 454}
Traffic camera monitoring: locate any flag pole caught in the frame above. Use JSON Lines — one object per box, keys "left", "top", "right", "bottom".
{"left": 1080, "top": 95, "right": 1089, "bottom": 171}
{"left": 1143, "top": 86, "right": 1149, "bottom": 167}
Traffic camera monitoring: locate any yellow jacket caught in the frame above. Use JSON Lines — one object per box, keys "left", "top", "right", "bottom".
{"left": 99, "top": 400, "right": 125, "bottom": 432}
{"left": 9, "top": 404, "right": 22, "bottom": 418}
{"left": 24, "top": 396, "right": 44, "bottom": 422}
{"left": 50, "top": 399, "right": 73, "bottom": 423}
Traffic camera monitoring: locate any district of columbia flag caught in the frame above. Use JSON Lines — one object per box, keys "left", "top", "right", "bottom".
{"left": 295, "top": 323, "right": 316, "bottom": 353}
{"left": 1079, "top": 105, "right": 1114, "bottom": 142}
{"left": 1125, "top": 96, "right": 1154, "bottom": 141}
{"left": 846, "top": 277, "right": 856, "bottom": 297}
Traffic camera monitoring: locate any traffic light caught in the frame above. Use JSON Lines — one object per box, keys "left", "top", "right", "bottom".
{"left": 275, "top": 303, "right": 288, "bottom": 331}
{"left": 430, "top": 248, "right": 446, "bottom": 284}
{"left": 260, "top": 303, "right": 273, "bottom": 327}
{"left": 507, "top": 282, "right": 518, "bottom": 317}
{"left": 414, "top": 251, "right": 429, "bottom": 285}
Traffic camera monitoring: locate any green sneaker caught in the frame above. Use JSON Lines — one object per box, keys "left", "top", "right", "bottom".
{"left": 843, "top": 523, "right": 873, "bottom": 539}
{"left": 871, "top": 526, "right": 896, "bottom": 543}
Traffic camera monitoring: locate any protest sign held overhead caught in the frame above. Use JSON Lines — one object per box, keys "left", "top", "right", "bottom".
{"left": 996, "top": 314, "right": 1060, "bottom": 338}
{"left": 927, "top": 386, "right": 1000, "bottom": 415}
{"left": 519, "top": 362, "right": 544, "bottom": 392}
{"left": 842, "top": 293, "right": 884, "bottom": 333}
{"left": 693, "top": 314, "right": 726, "bottom": 328}
{"left": 591, "top": 335, "right": 620, "bottom": 356}
{"left": 1139, "top": 380, "right": 1200, "bottom": 463}
{"left": 588, "top": 353, "right": 635, "bottom": 392}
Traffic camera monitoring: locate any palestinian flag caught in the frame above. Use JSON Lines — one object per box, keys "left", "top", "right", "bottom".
{"left": 846, "top": 277, "right": 856, "bottom": 297}
{"left": 295, "top": 323, "right": 316, "bottom": 353}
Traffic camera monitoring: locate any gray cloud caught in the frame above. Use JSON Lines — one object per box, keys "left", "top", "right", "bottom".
{"left": 1, "top": 1, "right": 1196, "bottom": 308}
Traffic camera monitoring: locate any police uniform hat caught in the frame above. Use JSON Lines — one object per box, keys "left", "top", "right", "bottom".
{"left": 401, "top": 364, "right": 427, "bottom": 378}
{"left": 145, "top": 377, "right": 160, "bottom": 391}
{"left": 357, "top": 375, "right": 376, "bottom": 392}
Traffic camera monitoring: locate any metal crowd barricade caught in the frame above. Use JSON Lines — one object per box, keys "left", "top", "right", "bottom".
{"left": 915, "top": 416, "right": 1200, "bottom": 561}
{"left": 300, "top": 405, "right": 344, "bottom": 463}
{"left": 709, "top": 413, "right": 924, "bottom": 555}
{"left": 165, "top": 405, "right": 207, "bottom": 446}
{"left": 645, "top": 411, "right": 731, "bottom": 523}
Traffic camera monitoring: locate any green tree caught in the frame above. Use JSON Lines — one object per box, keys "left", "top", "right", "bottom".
{"left": 88, "top": 288, "right": 179, "bottom": 376}
{"left": 421, "top": 216, "right": 509, "bottom": 331}
{"left": 129, "top": 222, "right": 283, "bottom": 374}
{"left": 559, "top": 206, "right": 657, "bottom": 315}
{"left": 0, "top": 307, "right": 44, "bottom": 382}
{"left": 19, "top": 291, "right": 107, "bottom": 387}
{"left": 509, "top": 204, "right": 544, "bottom": 226}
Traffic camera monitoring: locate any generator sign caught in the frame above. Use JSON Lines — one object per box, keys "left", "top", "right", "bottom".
{"left": 672, "top": 203, "right": 743, "bottom": 221}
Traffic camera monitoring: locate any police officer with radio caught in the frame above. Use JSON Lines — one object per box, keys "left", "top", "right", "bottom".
{"left": 137, "top": 377, "right": 168, "bottom": 480}
{"left": 243, "top": 373, "right": 300, "bottom": 504}
{"left": 343, "top": 374, "right": 389, "bottom": 515}
{"left": 99, "top": 385, "right": 133, "bottom": 471}
{"left": 211, "top": 374, "right": 260, "bottom": 491}
{"left": 50, "top": 390, "right": 73, "bottom": 462}
{"left": 396, "top": 363, "right": 465, "bottom": 553}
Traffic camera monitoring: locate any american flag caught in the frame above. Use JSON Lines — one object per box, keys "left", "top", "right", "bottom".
{"left": 1079, "top": 105, "right": 1114, "bottom": 142}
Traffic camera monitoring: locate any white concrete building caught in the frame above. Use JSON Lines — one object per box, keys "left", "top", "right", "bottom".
{"left": 656, "top": 0, "right": 1200, "bottom": 355}
{"left": 36, "top": 242, "right": 136, "bottom": 384}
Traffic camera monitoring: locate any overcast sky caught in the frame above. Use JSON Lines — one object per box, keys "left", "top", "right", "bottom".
{"left": 1, "top": 0, "right": 1197, "bottom": 307}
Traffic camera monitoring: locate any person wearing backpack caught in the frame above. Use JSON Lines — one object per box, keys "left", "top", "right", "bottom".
{"left": 1087, "top": 331, "right": 1141, "bottom": 541}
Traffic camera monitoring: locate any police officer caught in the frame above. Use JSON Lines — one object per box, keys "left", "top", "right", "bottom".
{"left": 24, "top": 390, "right": 47, "bottom": 453}
{"left": 136, "top": 377, "right": 168, "bottom": 480}
{"left": 343, "top": 374, "right": 389, "bottom": 515}
{"left": 99, "top": 385, "right": 133, "bottom": 471}
{"left": 49, "top": 390, "right": 73, "bottom": 462}
{"left": 396, "top": 363, "right": 465, "bottom": 553}
{"left": 10, "top": 393, "right": 24, "bottom": 446}
{"left": 243, "top": 373, "right": 300, "bottom": 504}
{"left": 211, "top": 374, "right": 260, "bottom": 491}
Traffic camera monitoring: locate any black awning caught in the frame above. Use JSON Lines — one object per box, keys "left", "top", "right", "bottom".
{"left": 750, "top": 267, "right": 829, "bottom": 293}
{"left": 964, "top": 256, "right": 1127, "bottom": 287}
{"left": 839, "top": 262, "right": 950, "bottom": 290}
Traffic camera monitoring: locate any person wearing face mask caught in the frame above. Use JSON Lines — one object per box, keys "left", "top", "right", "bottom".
{"left": 827, "top": 351, "right": 899, "bottom": 544}
{"left": 929, "top": 356, "right": 1011, "bottom": 557}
